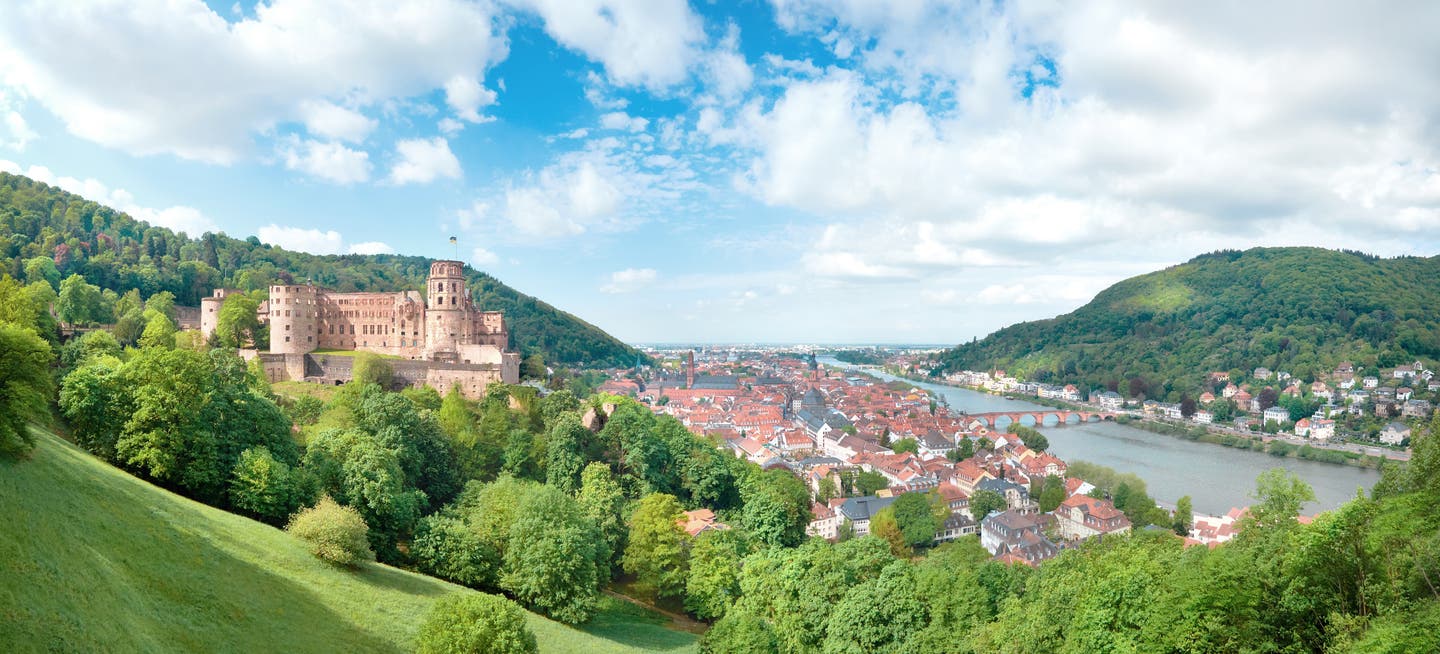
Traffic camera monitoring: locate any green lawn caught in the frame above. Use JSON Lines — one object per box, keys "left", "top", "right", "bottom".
{"left": 0, "top": 428, "right": 698, "bottom": 654}
{"left": 272, "top": 379, "right": 343, "bottom": 403}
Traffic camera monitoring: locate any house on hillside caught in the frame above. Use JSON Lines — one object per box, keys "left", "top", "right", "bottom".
{"left": 1263, "top": 406, "right": 1291, "bottom": 426}
{"left": 1309, "top": 418, "right": 1335, "bottom": 441}
{"left": 1380, "top": 422, "right": 1411, "bottom": 446}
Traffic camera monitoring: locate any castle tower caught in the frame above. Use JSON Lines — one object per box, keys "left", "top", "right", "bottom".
{"left": 423, "top": 260, "right": 468, "bottom": 361}
{"left": 269, "top": 283, "right": 320, "bottom": 354}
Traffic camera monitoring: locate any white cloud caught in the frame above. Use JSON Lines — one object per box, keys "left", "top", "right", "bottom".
{"left": 0, "top": 0, "right": 507, "bottom": 163}
{"left": 257, "top": 224, "right": 399, "bottom": 256}
{"left": 389, "top": 137, "right": 462, "bottom": 185}
{"left": 298, "top": 101, "right": 377, "bottom": 143}
{"left": 280, "top": 138, "right": 372, "bottom": 184}
{"left": 599, "top": 111, "right": 648, "bottom": 133}
{"left": 444, "top": 75, "right": 498, "bottom": 123}
{"left": 704, "top": 23, "right": 753, "bottom": 100}
{"left": 258, "top": 225, "right": 345, "bottom": 254}
{"left": 1, "top": 159, "right": 219, "bottom": 235}
{"left": 347, "top": 241, "right": 395, "bottom": 255}
{"left": 0, "top": 90, "right": 38, "bottom": 151}
{"left": 601, "top": 267, "right": 657, "bottom": 293}
{"left": 510, "top": 0, "right": 705, "bottom": 89}
{"left": 439, "top": 118, "right": 465, "bottom": 135}
{"left": 734, "top": 2, "right": 1440, "bottom": 280}
{"left": 471, "top": 246, "right": 499, "bottom": 266}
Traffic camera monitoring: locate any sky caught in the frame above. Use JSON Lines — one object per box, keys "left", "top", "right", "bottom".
{"left": 1, "top": 1, "right": 1438, "bottom": 345}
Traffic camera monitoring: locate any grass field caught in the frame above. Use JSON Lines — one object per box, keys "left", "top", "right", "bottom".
{"left": 0, "top": 428, "right": 698, "bottom": 654}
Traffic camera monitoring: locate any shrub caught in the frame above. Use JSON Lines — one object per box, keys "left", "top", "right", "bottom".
{"left": 286, "top": 495, "right": 373, "bottom": 566}
{"left": 415, "top": 593, "right": 538, "bottom": 654}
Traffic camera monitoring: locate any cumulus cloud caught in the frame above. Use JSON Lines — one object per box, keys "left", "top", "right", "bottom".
{"left": 601, "top": 267, "right": 657, "bottom": 293}
{"left": 347, "top": 241, "right": 395, "bottom": 255}
{"left": 0, "top": 160, "right": 218, "bottom": 235}
{"left": 389, "top": 137, "right": 462, "bottom": 185}
{"left": 0, "top": 0, "right": 507, "bottom": 163}
{"left": 280, "top": 138, "right": 372, "bottom": 184}
{"left": 444, "top": 75, "right": 498, "bottom": 123}
{"left": 257, "top": 225, "right": 345, "bottom": 254}
{"left": 298, "top": 101, "right": 377, "bottom": 143}
{"left": 599, "top": 112, "right": 649, "bottom": 133}
{"left": 736, "top": 1, "right": 1440, "bottom": 278}
{"left": 511, "top": 0, "right": 705, "bottom": 89}
{"left": 471, "top": 246, "right": 499, "bottom": 266}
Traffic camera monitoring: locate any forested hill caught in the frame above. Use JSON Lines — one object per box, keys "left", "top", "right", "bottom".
{"left": 0, "top": 172, "right": 642, "bottom": 367}
{"left": 935, "top": 247, "right": 1440, "bottom": 393}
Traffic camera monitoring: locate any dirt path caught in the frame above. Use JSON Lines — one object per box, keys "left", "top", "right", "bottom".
{"left": 602, "top": 588, "right": 709, "bottom": 634}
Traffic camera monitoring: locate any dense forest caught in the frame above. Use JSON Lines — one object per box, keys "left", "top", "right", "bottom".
{"left": 0, "top": 172, "right": 642, "bottom": 367}
{"left": 936, "top": 247, "right": 1440, "bottom": 396}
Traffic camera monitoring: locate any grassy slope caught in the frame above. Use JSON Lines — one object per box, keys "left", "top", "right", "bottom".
{"left": 0, "top": 428, "right": 696, "bottom": 654}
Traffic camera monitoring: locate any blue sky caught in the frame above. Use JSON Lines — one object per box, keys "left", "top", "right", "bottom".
{"left": 3, "top": 1, "right": 1439, "bottom": 344}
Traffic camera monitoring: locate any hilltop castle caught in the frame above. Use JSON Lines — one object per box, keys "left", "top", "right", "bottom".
{"left": 210, "top": 260, "right": 519, "bottom": 398}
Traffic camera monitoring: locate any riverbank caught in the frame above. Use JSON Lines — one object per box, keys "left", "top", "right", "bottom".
{"left": 879, "top": 369, "right": 1397, "bottom": 470}
{"left": 1112, "top": 416, "right": 1386, "bottom": 470}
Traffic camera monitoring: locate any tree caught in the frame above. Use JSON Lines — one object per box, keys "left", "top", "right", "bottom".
{"left": 890, "top": 492, "right": 940, "bottom": 550}
{"left": 817, "top": 476, "right": 840, "bottom": 503}
{"left": 0, "top": 323, "right": 53, "bottom": 457}
{"left": 686, "top": 529, "right": 746, "bottom": 620}
{"left": 138, "top": 311, "right": 177, "bottom": 349}
{"left": 522, "top": 353, "right": 546, "bottom": 380}
{"left": 415, "top": 593, "right": 538, "bottom": 654}
{"left": 869, "top": 509, "right": 907, "bottom": 557}
{"left": 145, "top": 291, "right": 176, "bottom": 321}
{"left": 57, "top": 274, "right": 106, "bottom": 325}
{"left": 286, "top": 496, "right": 373, "bottom": 566}
{"left": 700, "top": 611, "right": 779, "bottom": 654}
{"left": 823, "top": 561, "right": 926, "bottom": 654}
{"left": 1172, "top": 495, "right": 1193, "bottom": 536}
{"left": 22, "top": 256, "right": 60, "bottom": 290}
{"left": 1180, "top": 396, "right": 1198, "bottom": 418}
{"left": 623, "top": 493, "right": 690, "bottom": 601}
{"left": 501, "top": 485, "right": 608, "bottom": 624}
{"left": 412, "top": 516, "right": 500, "bottom": 589}
{"left": 1039, "top": 476, "right": 1066, "bottom": 513}
{"left": 214, "top": 292, "right": 260, "bottom": 348}
{"left": 230, "top": 446, "right": 311, "bottom": 525}
{"left": 955, "top": 437, "right": 975, "bottom": 460}
{"left": 545, "top": 413, "right": 589, "bottom": 494}
{"left": 891, "top": 437, "right": 919, "bottom": 454}
{"left": 351, "top": 352, "right": 393, "bottom": 388}
{"left": 578, "top": 462, "right": 627, "bottom": 567}
{"left": 855, "top": 470, "right": 889, "bottom": 496}
{"left": 1247, "top": 468, "right": 1315, "bottom": 528}
{"left": 740, "top": 468, "right": 812, "bottom": 548}
{"left": 969, "top": 489, "right": 1006, "bottom": 521}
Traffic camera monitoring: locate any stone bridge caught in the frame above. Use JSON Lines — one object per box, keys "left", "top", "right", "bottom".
{"left": 962, "top": 410, "right": 1118, "bottom": 430}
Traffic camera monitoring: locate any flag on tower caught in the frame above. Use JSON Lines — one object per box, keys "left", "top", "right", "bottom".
{"left": 449, "top": 236, "right": 457, "bottom": 244}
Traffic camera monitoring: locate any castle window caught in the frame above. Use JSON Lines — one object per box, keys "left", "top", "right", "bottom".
{"left": 285, "top": 336, "right": 290, "bottom": 342}
{"left": 451, "top": 296, "right": 456, "bottom": 305}
{"left": 285, "top": 324, "right": 290, "bottom": 331}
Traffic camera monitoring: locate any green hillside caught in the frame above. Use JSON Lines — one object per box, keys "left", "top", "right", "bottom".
{"left": 0, "top": 172, "right": 643, "bottom": 367}
{"left": 0, "top": 427, "right": 696, "bottom": 654}
{"left": 935, "top": 247, "right": 1440, "bottom": 393}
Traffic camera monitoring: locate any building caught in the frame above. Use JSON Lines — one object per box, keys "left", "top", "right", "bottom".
{"left": 1053, "top": 495, "right": 1131, "bottom": 541}
{"left": 678, "top": 509, "right": 730, "bottom": 537}
{"left": 1263, "top": 406, "right": 1291, "bottom": 426}
{"left": 244, "top": 260, "right": 519, "bottom": 398}
{"left": 807, "top": 501, "right": 842, "bottom": 540}
{"left": 1309, "top": 418, "right": 1335, "bottom": 441}
{"left": 981, "top": 509, "right": 1058, "bottom": 564}
{"left": 1380, "top": 422, "right": 1411, "bottom": 446}
{"left": 837, "top": 495, "right": 897, "bottom": 537}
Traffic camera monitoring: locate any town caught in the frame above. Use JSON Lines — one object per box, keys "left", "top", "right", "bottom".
{"left": 597, "top": 350, "right": 1143, "bottom": 566}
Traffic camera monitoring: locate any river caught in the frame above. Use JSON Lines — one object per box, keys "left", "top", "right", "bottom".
{"left": 819, "top": 358, "right": 1378, "bottom": 515}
